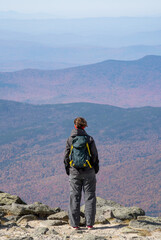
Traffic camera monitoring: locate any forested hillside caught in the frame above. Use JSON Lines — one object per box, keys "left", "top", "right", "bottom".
{"left": 0, "top": 100, "right": 161, "bottom": 216}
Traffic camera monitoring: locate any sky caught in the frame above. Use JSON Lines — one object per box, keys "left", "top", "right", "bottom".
{"left": 0, "top": 0, "right": 161, "bottom": 18}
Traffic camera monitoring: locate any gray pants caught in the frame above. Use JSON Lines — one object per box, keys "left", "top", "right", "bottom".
{"left": 68, "top": 169, "right": 96, "bottom": 227}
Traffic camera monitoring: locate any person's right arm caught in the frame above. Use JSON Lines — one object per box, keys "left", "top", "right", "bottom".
{"left": 64, "top": 139, "right": 71, "bottom": 175}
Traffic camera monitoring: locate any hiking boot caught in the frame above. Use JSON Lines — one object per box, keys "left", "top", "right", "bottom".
{"left": 72, "top": 226, "right": 79, "bottom": 230}
{"left": 87, "top": 225, "right": 93, "bottom": 230}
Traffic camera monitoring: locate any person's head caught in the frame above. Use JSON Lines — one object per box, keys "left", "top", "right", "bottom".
{"left": 74, "top": 117, "right": 88, "bottom": 129}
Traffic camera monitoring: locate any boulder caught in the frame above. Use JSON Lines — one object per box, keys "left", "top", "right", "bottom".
{"left": 81, "top": 197, "right": 145, "bottom": 221}
{"left": 95, "top": 214, "right": 110, "bottom": 224}
{"left": 0, "top": 202, "right": 61, "bottom": 218}
{"left": 47, "top": 211, "right": 69, "bottom": 221}
{"left": 81, "top": 197, "right": 122, "bottom": 213}
{"left": 0, "top": 192, "right": 26, "bottom": 205}
{"left": 112, "top": 206, "right": 145, "bottom": 220}
{"left": 96, "top": 197, "right": 122, "bottom": 208}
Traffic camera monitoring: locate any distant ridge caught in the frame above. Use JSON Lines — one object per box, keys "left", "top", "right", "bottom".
{"left": 0, "top": 55, "right": 160, "bottom": 107}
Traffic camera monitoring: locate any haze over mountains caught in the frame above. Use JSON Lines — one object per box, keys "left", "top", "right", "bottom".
{"left": 0, "top": 13, "right": 161, "bottom": 71}
{"left": 0, "top": 55, "right": 160, "bottom": 107}
{"left": 0, "top": 100, "right": 161, "bottom": 216}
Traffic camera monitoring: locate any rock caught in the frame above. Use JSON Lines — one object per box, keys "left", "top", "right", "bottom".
{"left": 81, "top": 197, "right": 114, "bottom": 225}
{"left": 9, "top": 238, "right": 34, "bottom": 240}
{"left": 40, "top": 219, "right": 67, "bottom": 227}
{"left": 81, "top": 197, "right": 122, "bottom": 213}
{"left": 3, "top": 222, "right": 18, "bottom": 228}
{"left": 121, "top": 226, "right": 140, "bottom": 234}
{"left": 4, "top": 215, "right": 19, "bottom": 222}
{"left": 80, "top": 233, "right": 107, "bottom": 240}
{"left": 0, "top": 216, "right": 9, "bottom": 223}
{"left": 81, "top": 197, "right": 144, "bottom": 222}
{"left": 80, "top": 215, "right": 86, "bottom": 226}
{"left": 24, "top": 223, "right": 33, "bottom": 228}
{"left": 96, "top": 209, "right": 113, "bottom": 221}
{"left": 35, "top": 227, "right": 49, "bottom": 235}
{"left": 0, "top": 192, "right": 26, "bottom": 205}
{"left": 17, "top": 214, "right": 38, "bottom": 223}
{"left": 0, "top": 212, "right": 5, "bottom": 218}
{"left": 0, "top": 202, "right": 60, "bottom": 218}
{"left": 22, "top": 238, "right": 34, "bottom": 240}
{"left": 137, "top": 216, "right": 161, "bottom": 224}
{"left": 47, "top": 211, "right": 69, "bottom": 221}
{"left": 112, "top": 206, "right": 145, "bottom": 220}
{"left": 81, "top": 233, "right": 96, "bottom": 240}
{"left": 96, "top": 197, "right": 123, "bottom": 208}
{"left": 47, "top": 229, "right": 59, "bottom": 235}
{"left": 95, "top": 214, "right": 110, "bottom": 224}
{"left": 129, "top": 219, "right": 161, "bottom": 231}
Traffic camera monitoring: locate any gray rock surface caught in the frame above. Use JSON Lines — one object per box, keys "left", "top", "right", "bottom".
{"left": 112, "top": 206, "right": 145, "bottom": 220}
{"left": 96, "top": 197, "right": 123, "bottom": 208}
{"left": 95, "top": 214, "right": 110, "bottom": 224}
{"left": 137, "top": 216, "right": 161, "bottom": 224}
{"left": 0, "top": 192, "right": 26, "bottom": 205}
{"left": 0, "top": 212, "right": 5, "bottom": 218}
{"left": 4, "top": 215, "right": 19, "bottom": 222}
{"left": 81, "top": 233, "right": 107, "bottom": 240}
{"left": 35, "top": 227, "right": 49, "bottom": 235}
{"left": 17, "top": 214, "right": 38, "bottom": 223}
{"left": 129, "top": 219, "right": 161, "bottom": 231}
{"left": 80, "top": 215, "right": 86, "bottom": 226}
{"left": 8, "top": 238, "right": 34, "bottom": 240}
{"left": 46, "top": 229, "right": 59, "bottom": 235}
{"left": 81, "top": 197, "right": 145, "bottom": 221}
{"left": 47, "top": 211, "right": 68, "bottom": 221}
{"left": 0, "top": 202, "right": 60, "bottom": 218}
{"left": 40, "top": 219, "right": 68, "bottom": 227}
{"left": 0, "top": 193, "right": 160, "bottom": 240}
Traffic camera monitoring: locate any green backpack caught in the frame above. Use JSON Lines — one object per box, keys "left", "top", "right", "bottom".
{"left": 69, "top": 136, "right": 92, "bottom": 169}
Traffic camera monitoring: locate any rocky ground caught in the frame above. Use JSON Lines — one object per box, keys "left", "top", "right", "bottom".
{"left": 0, "top": 192, "right": 161, "bottom": 240}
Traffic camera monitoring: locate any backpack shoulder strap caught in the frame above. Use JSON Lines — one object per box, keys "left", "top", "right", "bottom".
{"left": 86, "top": 142, "right": 91, "bottom": 157}
{"left": 69, "top": 145, "right": 73, "bottom": 157}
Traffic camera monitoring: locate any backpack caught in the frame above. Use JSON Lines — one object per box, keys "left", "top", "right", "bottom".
{"left": 69, "top": 135, "right": 92, "bottom": 169}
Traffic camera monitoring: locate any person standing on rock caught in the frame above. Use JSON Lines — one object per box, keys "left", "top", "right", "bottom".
{"left": 64, "top": 117, "right": 99, "bottom": 229}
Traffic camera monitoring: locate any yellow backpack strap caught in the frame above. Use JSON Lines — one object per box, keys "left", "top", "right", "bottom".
{"left": 69, "top": 160, "right": 73, "bottom": 166}
{"left": 69, "top": 145, "right": 73, "bottom": 166}
{"left": 86, "top": 160, "right": 92, "bottom": 168}
{"left": 86, "top": 143, "right": 92, "bottom": 168}
{"left": 86, "top": 143, "right": 91, "bottom": 156}
{"left": 69, "top": 145, "right": 73, "bottom": 156}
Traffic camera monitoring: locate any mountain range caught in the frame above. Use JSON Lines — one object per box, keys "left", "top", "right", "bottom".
{"left": 0, "top": 100, "right": 161, "bottom": 216}
{"left": 0, "top": 16, "right": 161, "bottom": 71}
{"left": 0, "top": 40, "right": 161, "bottom": 71}
{"left": 0, "top": 55, "right": 160, "bottom": 107}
